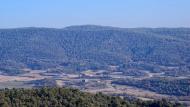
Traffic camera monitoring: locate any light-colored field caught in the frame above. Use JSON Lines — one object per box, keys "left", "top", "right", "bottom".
{"left": 0, "top": 69, "right": 46, "bottom": 82}
{"left": 0, "top": 81, "right": 33, "bottom": 89}
{"left": 84, "top": 84, "right": 170, "bottom": 100}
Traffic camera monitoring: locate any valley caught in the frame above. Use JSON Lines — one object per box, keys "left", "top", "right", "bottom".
{"left": 0, "top": 26, "right": 190, "bottom": 106}
{"left": 0, "top": 66, "right": 189, "bottom": 106}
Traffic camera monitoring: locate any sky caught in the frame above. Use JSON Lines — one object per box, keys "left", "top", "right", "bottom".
{"left": 0, "top": 0, "right": 190, "bottom": 28}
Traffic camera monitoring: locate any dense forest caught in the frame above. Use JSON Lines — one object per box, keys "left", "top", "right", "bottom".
{"left": 0, "top": 25, "right": 190, "bottom": 75}
{"left": 0, "top": 87, "right": 183, "bottom": 107}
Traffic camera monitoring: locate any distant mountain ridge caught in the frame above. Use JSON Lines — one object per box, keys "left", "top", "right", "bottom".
{"left": 0, "top": 25, "right": 190, "bottom": 75}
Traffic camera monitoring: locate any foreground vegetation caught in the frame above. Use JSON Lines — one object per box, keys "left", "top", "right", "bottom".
{"left": 0, "top": 87, "right": 183, "bottom": 107}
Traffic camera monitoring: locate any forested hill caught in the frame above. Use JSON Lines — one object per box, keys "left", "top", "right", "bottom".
{"left": 0, "top": 25, "right": 190, "bottom": 74}
{"left": 0, "top": 87, "right": 183, "bottom": 107}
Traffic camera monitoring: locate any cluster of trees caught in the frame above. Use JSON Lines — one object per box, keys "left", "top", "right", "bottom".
{"left": 0, "top": 87, "right": 183, "bottom": 107}
{"left": 112, "top": 78, "right": 190, "bottom": 96}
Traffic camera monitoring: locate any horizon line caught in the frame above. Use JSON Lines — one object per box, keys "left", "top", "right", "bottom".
{"left": 0, "top": 24, "right": 190, "bottom": 29}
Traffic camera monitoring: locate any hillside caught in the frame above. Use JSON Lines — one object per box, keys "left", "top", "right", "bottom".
{"left": 0, "top": 25, "right": 190, "bottom": 75}
{"left": 0, "top": 87, "right": 182, "bottom": 107}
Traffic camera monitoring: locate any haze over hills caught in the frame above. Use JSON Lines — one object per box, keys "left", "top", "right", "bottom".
{"left": 0, "top": 25, "right": 190, "bottom": 74}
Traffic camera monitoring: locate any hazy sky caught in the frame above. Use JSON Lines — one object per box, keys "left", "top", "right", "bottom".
{"left": 1, "top": 0, "right": 190, "bottom": 28}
